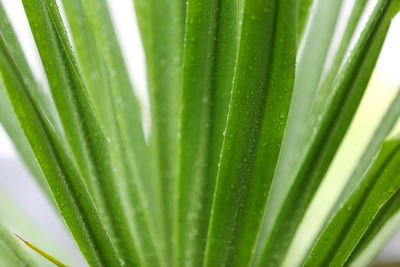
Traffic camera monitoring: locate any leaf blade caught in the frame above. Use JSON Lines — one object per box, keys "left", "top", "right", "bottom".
{"left": 132, "top": 0, "right": 186, "bottom": 262}
{"left": 174, "top": 0, "right": 239, "bottom": 266}
{"left": 257, "top": 0, "right": 400, "bottom": 265}
{"left": 60, "top": 0, "right": 164, "bottom": 265}
{"left": 298, "top": 0, "right": 314, "bottom": 39}
{"left": 0, "top": 222, "right": 37, "bottom": 267}
{"left": 15, "top": 234, "right": 68, "bottom": 267}
{"left": 204, "top": 0, "right": 297, "bottom": 266}
{"left": 0, "top": 31, "right": 120, "bottom": 267}
{"left": 0, "top": 1, "right": 57, "bottom": 198}
{"left": 20, "top": 0, "right": 141, "bottom": 265}
{"left": 303, "top": 139, "right": 400, "bottom": 266}
{"left": 259, "top": 1, "right": 344, "bottom": 249}
{"left": 338, "top": 87, "right": 400, "bottom": 206}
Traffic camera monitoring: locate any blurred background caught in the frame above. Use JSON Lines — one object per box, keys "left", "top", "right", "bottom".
{"left": 0, "top": 0, "right": 399, "bottom": 266}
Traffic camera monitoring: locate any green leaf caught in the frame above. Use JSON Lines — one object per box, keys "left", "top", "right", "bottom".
{"left": 76, "top": 0, "right": 151, "bottom": 203}
{"left": 337, "top": 87, "right": 400, "bottom": 206}
{"left": 132, "top": 0, "right": 186, "bottom": 261}
{"left": 0, "top": 1, "right": 59, "bottom": 130}
{"left": 257, "top": 0, "right": 399, "bottom": 265}
{"left": 60, "top": 1, "right": 163, "bottom": 265}
{"left": 0, "top": 187, "right": 75, "bottom": 266}
{"left": 15, "top": 234, "right": 68, "bottom": 267}
{"left": 132, "top": 0, "right": 185, "bottom": 260}
{"left": 0, "top": 241, "right": 29, "bottom": 267}
{"left": 259, "top": 0, "right": 343, "bottom": 249}
{"left": 318, "top": 0, "right": 369, "bottom": 98}
{"left": 59, "top": 0, "right": 110, "bottom": 130}
{"left": 317, "top": 87, "right": 400, "bottom": 265}
{"left": 348, "top": 205, "right": 400, "bottom": 266}
{"left": 1, "top": 1, "right": 400, "bottom": 267}
{"left": 0, "top": 1, "right": 57, "bottom": 198}
{"left": 298, "top": 0, "right": 314, "bottom": 40}
{"left": 0, "top": 32, "right": 120, "bottom": 267}
{"left": 287, "top": 87, "right": 400, "bottom": 267}
{"left": 303, "top": 138, "right": 400, "bottom": 266}
{"left": 347, "top": 188, "right": 400, "bottom": 266}
{"left": 174, "top": 0, "right": 239, "bottom": 266}
{"left": 204, "top": 0, "right": 297, "bottom": 266}
{"left": 0, "top": 222, "right": 37, "bottom": 267}
{"left": 73, "top": 0, "right": 155, "bottom": 219}
{"left": 0, "top": 86, "right": 50, "bottom": 197}
{"left": 308, "top": 0, "right": 370, "bottom": 141}
{"left": 19, "top": 0, "right": 141, "bottom": 265}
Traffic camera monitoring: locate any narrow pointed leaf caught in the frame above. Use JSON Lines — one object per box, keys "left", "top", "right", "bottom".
{"left": 20, "top": 0, "right": 141, "bottom": 265}
{"left": 325, "top": 88, "right": 400, "bottom": 265}
{"left": 258, "top": 1, "right": 400, "bottom": 265}
{"left": 60, "top": 1, "right": 163, "bottom": 265}
{"left": 132, "top": 0, "right": 185, "bottom": 260}
{"left": 204, "top": 0, "right": 297, "bottom": 266}
{"left": 0, "top": 1, "right": 57, "bottom": 198}
{"left": 318, "top": 0, "right": 369, "bottom": 97}
{"left": 297, "top": 87, "right": 400, "bottom": 266}
{"left": 0, "top": 240, "right": 31, "bottom": 267}
{"left": 308, "top": 0, "right": 370, "bottom": 137}
{"left": 77, "top": 0, "right": 152, "bottom": 209}
{"left": 347, "top": 186, "right": 400, "bottom": 266}
{"left": 15, "top": 234, "right": 67, "bottom": 267}
{"left": 175, "top": 0, "right": 239, "bottom": 266}
{"left": 0, "top": 85, "right": 50, "bottom": 196}
{"left": 0, "top": 222, "right": 37, "bottom": 267}
{"left": 0, "top": 32, "right": 120, "bottom": 266}
{"left": 298, "top": 0, "right": 314, "bottom": 39}
{"left": 59, "top": 0, "right": 110, "bottom": 129}
{"left": 303, "top": 138, "right": 400, "bottom": 266}
{"left": 260, "top": 0, "right": 343, "bottom": 246}
{"left": 0, "top": 1, "right": 59, "bottom": 130}
{"left": 338, "top": 87, "right": 400, "bottom": 204}
{"left": 75, "top": 0, "right": 154, "bottom": 213}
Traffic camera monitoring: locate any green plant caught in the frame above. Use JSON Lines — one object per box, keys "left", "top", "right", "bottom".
{"left": 0, "top": 0, "right": 399, "bottom": 266}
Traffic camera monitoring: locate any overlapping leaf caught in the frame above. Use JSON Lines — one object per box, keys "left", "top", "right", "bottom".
{"left": 0, "top": 221, "right": 37, "bottom": 267}
{"left": 257, "top": 0, "right": 400, "bottom": 266}
{"left": 174, "top": 0, "right": 239, "bottom": 266}
{"left": 0, "top": 0, "right": 399, "bottom": 266}
{"left": 204, "top": 0, "right": 297, "bottom": 266}
{"left": 132, "top": 0, "right": 186, "bottom": 260}
{"left": 0, "top": 30, "right": 120, "bottom": 266}
{"left": 60, "top": 1, "right": 162, "bottom": 265}
{"left": 0, "top": 1, "right": 56, "bottom": 198}
{"left": 18, "top": 0, "right": 144, "bottom": 265}
{"left": 303, "top": 138, "right": 400, "bottom": 266}
{"left": 259, "top": 1, "right": 344, "bottom": 250}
